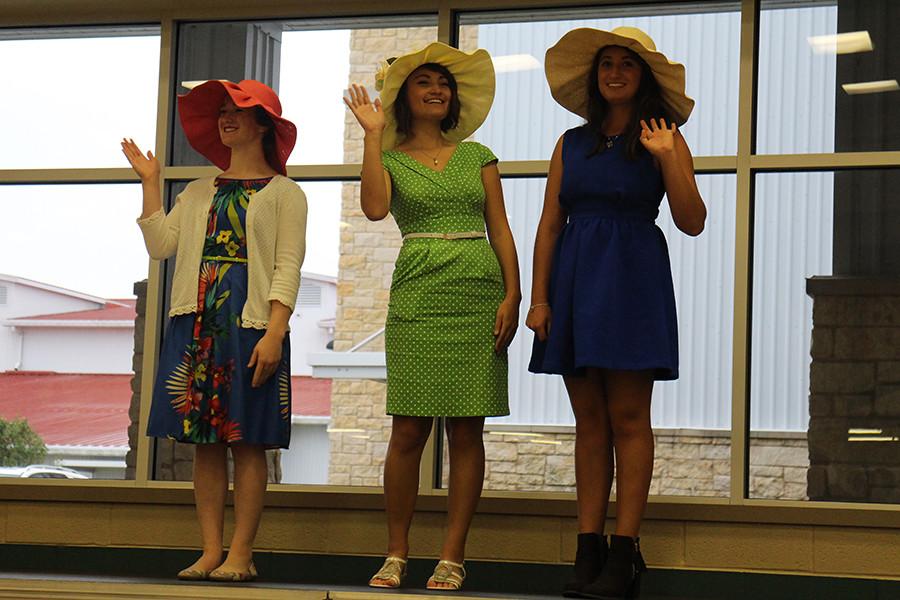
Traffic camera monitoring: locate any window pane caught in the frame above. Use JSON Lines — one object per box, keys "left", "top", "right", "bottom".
{"left": 436, "top": 175, "right": 735, "bottom": 496}
{"left": 0, "top": 29, "right": 160, "bottom": 169}
{"left": 750, "top": 168, "right": 900, "bottom": 504}
{"left": 0, "top": 184, "right": 148, "bottom": 480}
{"left": 295, "top": 181, "right": 392, "bottom": 486}
{"left": 758, "top": 0, "right": 899, "bottom": 154}
{"left": 281, "top": 181, "right": 343, "bottom": 485}
{"left": 459, "top": 3, "right": 741, "bottom": 160}
{"left": 170, "top": 18, "right": 437, "bottom": 168}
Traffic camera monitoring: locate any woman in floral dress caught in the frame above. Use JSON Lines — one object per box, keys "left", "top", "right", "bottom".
{"left": 122, "top": 79, "right": 307, "bottom": 582}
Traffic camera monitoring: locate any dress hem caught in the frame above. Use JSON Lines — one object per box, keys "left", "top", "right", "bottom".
{"left": 529, "top": 361, "right": 678, "bottom": 381}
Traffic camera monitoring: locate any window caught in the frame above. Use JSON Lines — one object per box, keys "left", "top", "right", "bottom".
{"left": 750, "top": 168, "right": 900, "bottom": 503}
{"left": 459, "top": 3, "right": 741, "bottom": 160}
{"left": 757, "top": 0, "right": 899, "bottom": 154}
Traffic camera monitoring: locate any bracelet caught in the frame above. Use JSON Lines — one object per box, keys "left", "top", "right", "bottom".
{"left": 528, "top": 303, "right": 550, "bottom": 313}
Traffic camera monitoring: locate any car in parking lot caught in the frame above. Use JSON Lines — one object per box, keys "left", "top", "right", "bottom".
{"left": 0, "top": 465, "right": 89, "bottom": 479}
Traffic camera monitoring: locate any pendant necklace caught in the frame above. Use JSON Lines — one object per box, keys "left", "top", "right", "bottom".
{"left": 605, "top": 134, "right": 622, "bottom": 149}
{"left": 418, "top": 146, "right": 444, "bottom": 166}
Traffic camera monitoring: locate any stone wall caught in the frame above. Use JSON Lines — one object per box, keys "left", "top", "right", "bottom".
{"left": 806, "top": 277, "right": 900, "bottom": 503}
{"left": 328, "top": 26, "right": 437, "bottom": 486}
{"left": 440, "top": 427, "right": 808, "bottom": 500}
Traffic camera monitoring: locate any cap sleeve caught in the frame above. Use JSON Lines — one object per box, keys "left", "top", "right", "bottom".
{"left": 475, "top": 142, "right": 498, "bottom": 167}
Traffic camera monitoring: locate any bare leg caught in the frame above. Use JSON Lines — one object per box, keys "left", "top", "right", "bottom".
{"left": 218, "top": 443, "right": 267, "bottom": 572}
{"left": 370, "top": 416, "right": 433, "bottom": 585}
{"left": 185, "top": 443, "right": 227, "bottom": 573}
{"left": 565, "top": 369, "right": 614, "bottom": 534}
{"left": 439, "top": 417, "right": 486, "bottom": 563}
{"left": 605, "top": 370, "right": 654, "bottom": 537}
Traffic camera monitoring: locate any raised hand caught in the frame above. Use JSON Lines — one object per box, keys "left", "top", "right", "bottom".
{"left": 343, "top": 83, "right": 385, "bottom": 135}
{"left": 639, "top": 118, "right": 677, "bottom": 158}
{"left": 121, "top": 138, "right": 160, "bottom": 182}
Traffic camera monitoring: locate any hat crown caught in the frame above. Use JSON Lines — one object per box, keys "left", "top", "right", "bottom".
{"left": 610, "top": 26, "right": 657, "bottom": 52}
{"left": 236, "top": 79, "right": 283, "bottom": 116}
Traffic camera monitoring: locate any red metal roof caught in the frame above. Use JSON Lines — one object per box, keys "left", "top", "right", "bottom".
{"left": 0, "top": 372, "right": 331, "bottom": 447}
{"left": 9, "top": 300, "right": 137, "bottom": 323}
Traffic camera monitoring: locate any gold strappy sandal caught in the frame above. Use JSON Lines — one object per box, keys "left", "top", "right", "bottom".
{"left": 369, "top": 556, "right": 408, "bottom": 588}
{"left": 426, "top": 559, "right": 466, "bottom": 591}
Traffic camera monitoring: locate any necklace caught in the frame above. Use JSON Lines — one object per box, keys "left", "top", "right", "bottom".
{"left": 415, "top": 145, "right": 444, "bottom": 166}
{"left": 605, "top": 134, "right": 622, "bottom": 149}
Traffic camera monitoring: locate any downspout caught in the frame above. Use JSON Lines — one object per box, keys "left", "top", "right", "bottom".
{"left": 12, "top": 326, "right": 23, "bottom": 371}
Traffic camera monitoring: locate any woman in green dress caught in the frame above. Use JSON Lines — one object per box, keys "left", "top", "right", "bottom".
{"left": 344, "top": 42, "right": 520, "bottom": 591}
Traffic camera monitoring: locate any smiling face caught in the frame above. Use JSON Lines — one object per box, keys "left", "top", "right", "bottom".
{"left": 596, "top": 46, "right": 643, "bottom": 106}
{"left": 217, "top": 99, "right": 268, "bottom": 148}
{"left": 404, "top": 65, "right": 453, "bottom": 122}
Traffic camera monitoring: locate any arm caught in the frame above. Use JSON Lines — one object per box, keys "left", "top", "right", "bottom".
{"left": 482, "top": 161, "right": 521, "bottom": 353}
{"left": 122, "top": 137, "right": 180, "bottom": 259}
{"left": 251, "top": 184, "right": 309, "bottom": 388}
{"left": 640, "top": 119, "right": 706, "bottom": 236}
{"left": 248, "top": 300, "right": 292, "bottom": 388}
{"left": 525, "top": 135, "right": 567, "bottom": 343}
{"left": 266, "top": 185, "right": 308, "bottom": 310}
{"left": 344, "top": 84, "right": 391, "bottom": 220}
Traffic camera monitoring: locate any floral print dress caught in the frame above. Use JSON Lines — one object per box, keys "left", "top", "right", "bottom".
{"left": 147, "top": 178, "right": 291, "bottom": 448}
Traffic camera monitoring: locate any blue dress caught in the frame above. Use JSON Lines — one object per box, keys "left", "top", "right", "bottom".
{"left": 147, "top": 178, "right": 292, "bottom": 447}
{"left": 529, "top": 126, "right": 679, "bottom": 380}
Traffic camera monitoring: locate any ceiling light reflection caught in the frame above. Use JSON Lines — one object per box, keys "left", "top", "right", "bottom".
{"left": 808, "top": 31, "right": 873, "bottom": 54}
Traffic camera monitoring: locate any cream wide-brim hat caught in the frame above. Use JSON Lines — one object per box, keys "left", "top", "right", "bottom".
{"left": 375, "top": 42, "right": 496, "bottom": 150}
{"left": 545, "top": 26, "right": 694, "bottom": 125}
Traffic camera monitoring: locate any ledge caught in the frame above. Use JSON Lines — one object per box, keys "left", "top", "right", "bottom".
{"left": 807, "top": 276, "right": 900, "bottom": 297}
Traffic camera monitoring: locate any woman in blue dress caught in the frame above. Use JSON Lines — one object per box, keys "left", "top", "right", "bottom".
{"left": 122, "top": 80, "right": 307, "bottom": 582}
{"left": 528, "top": 28, "right": 706, "bottom": 599}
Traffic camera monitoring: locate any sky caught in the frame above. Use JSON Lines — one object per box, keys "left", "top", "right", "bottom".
{"left": 0, "top": 31, "right": 349, "bottom": 298}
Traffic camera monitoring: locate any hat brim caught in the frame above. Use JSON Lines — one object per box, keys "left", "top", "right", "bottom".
{"left": 177, "top": 80, "right": 297, "bottom": 175}
{"left": 545, "top": 28, "right": 694, "bottom": 125}
{"left": 378, "top": 43, "right": 496, "bottom": 151}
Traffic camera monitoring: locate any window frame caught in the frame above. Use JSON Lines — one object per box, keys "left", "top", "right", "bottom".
{"left": 1, "top": 0, "right": 899, "bottom": 531}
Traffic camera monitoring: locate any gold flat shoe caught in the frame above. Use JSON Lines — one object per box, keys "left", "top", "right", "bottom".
{"left": 208, "top": 561, "right": 258, "bottom": 582}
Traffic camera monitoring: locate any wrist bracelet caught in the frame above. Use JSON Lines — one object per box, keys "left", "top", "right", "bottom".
{"left": 528, "top": 303, "right": 550, "bottom": 313}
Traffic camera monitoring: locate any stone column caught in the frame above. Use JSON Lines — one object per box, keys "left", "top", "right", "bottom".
{"left": 806, "top": 278, "right": 900, "bottom": 503}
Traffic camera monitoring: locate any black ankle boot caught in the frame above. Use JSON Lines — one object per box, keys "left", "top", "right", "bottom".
{"left": 562, "top": 533, "right": 608, "bottom": 598}
{"left": 581, "top": 535, "right": 647, "bottom": 599}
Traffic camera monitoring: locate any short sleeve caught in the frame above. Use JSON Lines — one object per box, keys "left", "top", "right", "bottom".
{"left": 475, "top": 142, "right": 498, "bottom": 167}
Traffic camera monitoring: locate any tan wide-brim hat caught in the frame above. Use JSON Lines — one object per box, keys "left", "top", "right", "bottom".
{"left": 545, "top": 26, "right": 694, "bottom": 125}
{"left": 375, "top": 42, "right": 496, "bottom": 150}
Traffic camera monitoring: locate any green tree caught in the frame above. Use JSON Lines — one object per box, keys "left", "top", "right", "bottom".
{"left": 0, "top": 418, "right": 47, "bottom": 467}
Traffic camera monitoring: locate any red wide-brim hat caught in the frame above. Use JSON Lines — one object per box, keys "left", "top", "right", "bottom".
{"left": 177, "top": 79, "right": 297, "bottom": 175}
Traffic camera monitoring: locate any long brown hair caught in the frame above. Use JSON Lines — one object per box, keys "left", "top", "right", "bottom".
{"left": 253, "top": 106, "right": 279, "bottom": 173}
{"left": 585, "top": 46, "right": 674, "bottom": 160}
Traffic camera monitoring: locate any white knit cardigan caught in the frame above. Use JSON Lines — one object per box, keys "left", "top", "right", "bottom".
{"left": 137, "top": 175, "right": 308, "bottom": 329}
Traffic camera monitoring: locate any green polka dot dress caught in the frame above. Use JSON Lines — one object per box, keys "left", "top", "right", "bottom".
{"left": 382, "top": 141, "right": 509, "bottom": 417}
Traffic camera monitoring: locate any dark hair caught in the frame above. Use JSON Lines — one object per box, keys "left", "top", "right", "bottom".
{"left": 253, "top": 106, "right": 280, "bottom": 172}
{"left": 585, "top": 46, "right": 675, "bottom": 160}
{"left": 393, "top": 63, "right": 461, "bottom": 138}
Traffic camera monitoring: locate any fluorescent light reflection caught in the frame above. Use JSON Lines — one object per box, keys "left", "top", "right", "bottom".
{"left": 492, "top": 54, "right": 541, "bottom": 73}
{"left": 842, "top": 80, "right": 900, "bottom": 95}
{"left": 808, "top": 31, "right": 873, "bottom": 54}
